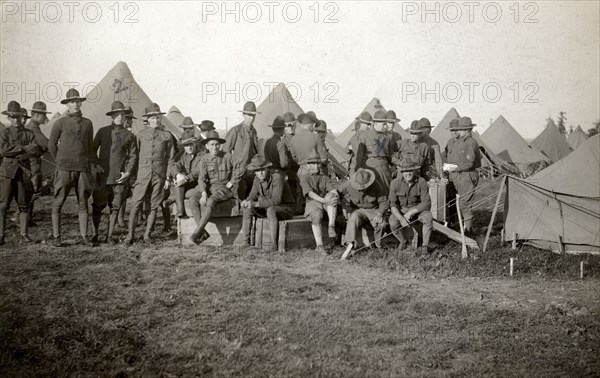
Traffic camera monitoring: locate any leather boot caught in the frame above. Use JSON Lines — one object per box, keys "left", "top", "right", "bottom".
{"left": 125, "top": 206, "right": 139, "bottom": 244}
{"left": 118, "top": 203, "right": 126, "bottom": 228}
{"left": 176, "top": 187, "right": 186, "bottom": 218}
{"left": 162, "top": 205, "right": 171, "bottom": 232}
{"left": 107, "top": 211, "right": 119, "bottom": 243}
{"left": 52, "top": 211, "right": 61, "bottom": 238}
{"left": 91, "top": 210, "right": 102, "bottom": 241}
{"left": 144, "top": 210, "right": 157, "bottom": 241}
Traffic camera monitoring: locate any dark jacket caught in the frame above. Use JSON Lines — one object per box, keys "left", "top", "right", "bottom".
{"left": 93, "top": 124, "right": 138, "bottom": 185}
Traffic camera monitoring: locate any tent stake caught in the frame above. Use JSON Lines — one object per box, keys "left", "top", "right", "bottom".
{"left": 511, "top": 232, "right": 517, "bottom": 250}
{"left": 510, "top": 257, "right": 514, "bottom": 277}
{"left": 580, "top": 261, "right": 584, "bottom": 279}
{"left": 483, "top": 175, "right": 507, "bottom": 252}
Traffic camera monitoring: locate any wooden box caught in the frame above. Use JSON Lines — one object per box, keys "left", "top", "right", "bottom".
{"left": 176, "top": 199, "right": 244, "bottom": 246}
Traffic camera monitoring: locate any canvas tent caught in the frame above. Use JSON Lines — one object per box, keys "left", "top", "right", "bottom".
{"left": 167, "top": 106, "right": 186, "bottom": 129}
{"left": 481, "top": 115, "right": 551, "bottom": 175}
{"left": 566, "top": 125, "right": 589, "bottom": 150}
{"left": 253, "top": 83, "right": 304, "bottom": 140}
{"left": 531, "top": 119, "right": 572, "bottom": 163}
{"left": 334, "top": 98, "right": 409, "bottom": 148}
{"left": 430, "top": 108, "right": 519, "bottom": 176}
{"left": 503, "top": 134, "right": 600, "bottom": 254}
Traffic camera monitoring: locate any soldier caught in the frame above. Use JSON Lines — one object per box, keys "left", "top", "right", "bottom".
{"left": 0, "top": 101, "right": 43, "bottom": 245}
{"left": 189, "top": 131, "right": 243, "bottom": 244}
{"left": 240, "top": 155, "right": 295, "bottom": 249}
{"left": 282, "top": 112, "right": 300, "bottom": 203}
{"left": 90, "top": 101, "right": 138, "bottom": 244}
{"left": 172, "top": 136, "right": 202, "bottom": 218}
{"left": 118, "top": 106, "right": 137, "bottom": 228}
{"left": 179, "top": 116, "right": 197, "bottom": 140}
{"left": 347, "top": 112, "right": 372, "bottom": 173}
{"left": 195, "top": 120, "right": 215, "bottom": 155}
{"left": 444, "top": 117, "right": 481, "bottom": 234}
{"left": 124, "top": 103, "right": 177, "bottom": 244}
{"left": 300, "top": 156, "right": 339, "bottom": 253}
{"left": 339, "top": 168, "right": 389, "bottom": 260}
{"left": 48, "top": 89, "right": 96, "bottom": 246}
{"left": 25, "top": 101, "right": 51, "bottom": 226}
{"left": 359, "top": 109, "right": 397, "bottom": 192}
{"left": 389, "top": 161, "right": 433, "bottom": 253}
{"left": 262, "top": 116, "right": 289, "bottom": 172}
{"left": 223, "top": 101, "right": 260, "bottom": 199}
{"left": 314, "top": 119, "right": 334, "bottom": 178}
{"left": 392, "top": 121, "right": 432, "bottom": 180}
{"left": 417, "top": 117, "right": 439, "bottom": 148}
{"left": 385, "top": 110, "right": 403, "bottom": 144}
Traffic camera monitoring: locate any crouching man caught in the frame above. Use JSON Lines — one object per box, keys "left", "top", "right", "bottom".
{"left": 300, "top": 156, "right": 339, "bottom": 253}
{"left": 189, "top": 131, "right": 243, "bottom": 244}
{"left": 389, "top": 161, "right": 433, "bottom": 253}
{"left": 339, "top": 168, "right": 389, "bottom": 260}
{"left": 241, "top": 155, "right": 295, "bottom": 249}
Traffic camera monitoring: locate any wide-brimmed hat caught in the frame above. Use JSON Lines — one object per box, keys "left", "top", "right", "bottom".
{"left": 386, "top": 110, "right": 400, "bottom": 123}
{"left": 31, "top": 101, "right": 51, "bottom": 115}
{"left": 1, "top": 101, "right": 22, "bottom": 117}
{"left": 398, "top": 161, "right": 421, "bottom": 172}
{"left": 447, "top": 118, "right": 459, "bottom": 130}
{"left": 246, "top": 154, "right": 273, "bottom": 171}
{"left": 350, "top": 168, "right": 376, "bottom": 190}
{"left": 238, "top": 101, "right": 261, "bottom": 115}
{"left": 124, "top": 106, "right": 137, "bottom": 119}
{"left": 180, "top": 136, "right": 200, "bottom": 146}
{"left": 199, "top": 120, "right": 215, "bottom": 131}
{"left": 306, "top": 154, "right": 322, "bottom": 164}
{"left": 179, "top": 116, "right": 198, "bottom": 129}
{"left": 200, "top": 130, "right": 225, "bottom": 145}
{"left": 60, "top": 88, "right": 87, "bottom": 104}
{"left": 409, "top": 120, "right": 424, "bottom": 134}
{"left": 268, "top": 115, "right": 286, "bottom": 129}
{"left": 355, "top": 111, "right": 373, "bottom": 125}
{"left": 418, "top": 117, "right": 432, "bottom": 128}
{"left": 20, "top": 108, "right": 31, "bottom": 120}
{"left": 372, "top": 110, "right": 388, "bottom": 123}
{"left": 143, "top": 103, "right": 166, "bottom": 118}
{"left": 314, "top": 120, "right": 328, "bottom": 133}
{"left": 106, "top": 101, "right": 127, "bottom": 116}
{"left": 456, "top": 116, "right": 477, "bottom": 130}
{"left": 298, "top": 112, "right": 319, "bottom": 125}
{"left": 282, "top": 112, "right": 296, "bottom": 124}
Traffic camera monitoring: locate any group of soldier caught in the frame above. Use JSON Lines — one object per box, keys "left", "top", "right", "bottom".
{"left": 0, "top": 89, "right": 482, "bottom": 259}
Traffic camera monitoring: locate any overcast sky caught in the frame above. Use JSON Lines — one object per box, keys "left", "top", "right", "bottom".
{"left": 1, "top": 1, "right": 599, "bottom": 138}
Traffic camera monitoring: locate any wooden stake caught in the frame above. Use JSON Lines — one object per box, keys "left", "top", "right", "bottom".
{"left": 511, "top": 232, "right": 517, "bottom": 250}
{"left": 483, "top": 175, "right": 507, "bottom": 253}
{"left": 456, "top": 194, "right": 468, "bottom": 259}
{"left": 510, "top": 257, "right": 514, "bottom": 277}
{"left": 580, "top": 261, "right": 584, "bottom": 279}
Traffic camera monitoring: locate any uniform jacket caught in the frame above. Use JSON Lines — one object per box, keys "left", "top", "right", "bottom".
{"left": 0, "top": 126, "right": 43, "bottom": 179}
{"left": 389, "top": 175, "right": 431, "bottom": 213}
{"left": 93, "top": 124, "right": 138, "bottom": 185}
{"left": 195, "top": 151, "right": 243, "bottom": 193}
{"left": 289, "top": 127, "right": 328, "bottom": 165}
{"left": 223, "top": 122, "right": 258, "bottom": 166}
{"left": 262, "top": 134, "right": 289, "bottom": 170}
{"left": 445, "top": 134, "right": 481, "bottom": 172}
{"left": 48, "top": 112, "right": 95, "bottom": 172}
{"left": 337, "top": 180, "right": 389, "bottom": 216}
{"left": 135, "top": 126, "right": 177, "bottom": 184}
{"left": 247, "top": 171, "right": 295, "bottom": 208}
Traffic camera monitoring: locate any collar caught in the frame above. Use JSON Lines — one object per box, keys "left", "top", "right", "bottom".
{"left": 112, "top": 123, "right": 124, "bottom": 129}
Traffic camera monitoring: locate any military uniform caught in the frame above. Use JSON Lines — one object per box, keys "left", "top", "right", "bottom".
{"left": 172, "top": 148, "right": 202, "bottom": 218}
{"left": 392, "top": 139, "right": 431, "bottom": 180}
{"left": 359, "top": 128, "right": 397, "bottom": 192}
{"left": 223, "top": 121, "right": 258, "bottom": 199}
{"left": 389, "top": 173, "right": 433, "bottom": 248}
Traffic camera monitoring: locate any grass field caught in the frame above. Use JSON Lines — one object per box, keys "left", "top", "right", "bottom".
{"left": 1, "top": 178, "right": 599, "bottom": 377}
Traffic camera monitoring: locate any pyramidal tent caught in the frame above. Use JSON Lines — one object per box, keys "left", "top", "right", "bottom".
{"left": 481, "top": 115, "right": 551, "bottom": 174}
{"left": 253, "top": 83, "right": 304, "bottom": 140}
{"left": 430, "top": 108, "right": 519, "bottom": 175}
{"left": 531, "top": 119, "right": 572, "bottom": 163}
{"left": 76, "top": 61, "right": 181, "bottom": 138}
{"left": 334, "top": 98, "right": 409, "bottom": 147}
{"left": 566, "top": 125, "right": 589, "bottom": 150}
{"left": 167, "top": 106, "right": 185, "bottom": 129}
{"left": 504, "top": 134, "right": 600, "bottom": 254}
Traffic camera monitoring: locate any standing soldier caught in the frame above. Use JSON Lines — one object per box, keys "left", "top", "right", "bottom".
{"left": 385, "top": 110, "right": 403, "bottom": 144}
{"left": 392, "top": 121, "right": 432, "bottom": 180}
{"left": 418, "top": 117, "right": 440, "bottom": 179}
{"left": 118, "top": 106, "right": 137, "bottom": 228}
{"left": 25, "top": 101, "right": 51, "bottom": 226}
{"left": 314, "top": 119, "right": 334, "bottom": 178}
{"left": 179, "top": 116, "right": 197, "bottom": 140}
{"left": 282, "top": 112, "right": 300, "bottom": 205}
{"left": 443, "top": 117, "right": 481, "bottom": 234}
{"left": 90, "top": 101, "right": 138, "bottom": 244}
{"left": 0, "top": 101, "right": 43, "bottom": 245}
{"left": 48, "top": 89, "right": 96, "bottom": 246}
{"left": 359, "top": 109, "right": 397, "bottom": 192}
{"left": 347, "top": 112, "right": 372, "bottom": 173}
{"left": 262, "top": 116, "right": 289, "bottom": 173}
{"left": 223, "top": 101, "right": 260, "bottom": 199}
{"left": 124, "top": 103, "right": 177, "bottom": 244}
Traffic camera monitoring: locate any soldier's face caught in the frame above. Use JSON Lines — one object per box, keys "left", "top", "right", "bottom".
{"left": 422, "top": 128, "right": 431, "bottom": 136}
{"left": 8, "top": 115, "right": 21, "bottom": 126}
{"left": 148, "top": 115, "right": 161, "bottom": 128}
{"left": 284, "top": 123, "right": 295, "bottom": 135}
{"left": 402, "top": 170, "right": 416, "bottom": 182}
{"left": 206, "top": 140, "right": 221, "bottom": 156}
{"left": 451, "top": 130, "right": 460, "bottom": 139}
{"left": 359, "top": 122, "right": 369, "bottom": 131}
{"left": 184, "top": 145, "right": 195, "bottom": 154}
{"left": 243, "top": 113, "right": 256, "bottom": 125}
{"left": 66, "top": 100, "right": 81, "bottom": 113}
{"left": 256, "top": 168, "right": 270, "bottom": 182}
{"left": 458, "top": 130, "right": 469, "bottom": 138}
{"left": 32, "top": 113, "right": 46, "bottom": 124}
{"left": 112, "top": 112, "right": 125, "bottom": 125}
{"left": 373, "top": 122, "right": 385, "bottom": 132}
{"left": 410, "top": 133, "right": 421, "bottom": 143}
{"left": 125, "top": 118, "right": 133, "bottom": 128}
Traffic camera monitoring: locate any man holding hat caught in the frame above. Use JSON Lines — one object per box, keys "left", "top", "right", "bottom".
{"left": 48, "top": 89, "right": 97, "bottom": 246}
{"left": 172, "top": 136, "right": 202, "bottom": 219}
{"left": 240, "top": 155, "right": 295, "bottom": 249}
{"left": 393, "top": 120, "right": 432, "bottom": 180}
{"left": 301, "top": 155, "right": 340, "bottom": 253}
{"left": 90, "top": 101, "right": 138, "bottom": 243}
{"left": 347, "top": 112, "right": 373, "bottom": 173}
{"left": 262, "top": 115, "right": 289, "bottom": 172}
{"left": 188, "top": 130, "right": 243, "bottom": 244}
{"left": 338, "top": 168, "right": 389, "bottom": 260}
{"left": 125, "top": 103, "right": 177, "bottom": 244}
{"left": 443, "top": 117, "right": 481, "bottom": 234}
{"left": 0, "top": 101, "right": 44, "bottom": 245}
{"left": 223, "top": 101, "right": 260, "bottom": 199}
{"left": 389, "top": 161, "right": 433, "bottom": 253}
{"left": 358, "top": 109, "right": 397, "bottom": 192}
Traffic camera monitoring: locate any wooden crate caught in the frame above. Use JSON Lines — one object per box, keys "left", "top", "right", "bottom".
{"left": 176, "top": 199, "right": 244, "bottom": 246}
{"left": 253, "top": 216, "right": 337, "bottom": 252}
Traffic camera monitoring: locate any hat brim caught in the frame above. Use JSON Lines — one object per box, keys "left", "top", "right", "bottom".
{"left": 386, "top": 118, "right": 401, "bottom": 123}
{"left": 1, "top": 111, "right": 21, "bottom": 117}
{"left": 409, "top": 130, "right": 425, "bottom": 134}
{"left": 238, "top": 110, "right": 261, "bottom": 115}
{"left": 199, "top": 126, "right": 216, "bottom": 131}
{"left": 106, "top": 108, "right": 128, "bottom": 116}
{"left": 306, "top": 159, "right": 321, "bottom": 164}
{"left": 143, "top": 111, "right": 166, "bottom": 118}
{"left": 350, "top": 170, "right": 376, "bottom": 191}
{"left": 268, "top": 124, "right": 286, "bottom": 128}
{"left": 447, "top": 125, "right": 476, "bottom": 130}
{"left": 31, "top": 109, "right": 52, "bottom": 115}
{"left": 247, "top": 162, "right": 273, "bottom": 171}
{"left": 399, "top": 165, "right": 421, "bottom": 172}
{"left": 200, "top": 137, "right": 226, "bottom": 145}
{"left": 60, "top": 97, "right": 87, "bottom": 105}
{"left": 372, "top": 118, "right": 388, "bottom": 123}
{"left": 355, "top": 117, "right": 373, "bottom": 125}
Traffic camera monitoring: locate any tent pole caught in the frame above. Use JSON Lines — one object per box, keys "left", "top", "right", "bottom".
{"left": 483, "top": 175, "right": 507, "bottom": 252}
{"left": 552, "top": 192, "right": 566, "bottom": 254}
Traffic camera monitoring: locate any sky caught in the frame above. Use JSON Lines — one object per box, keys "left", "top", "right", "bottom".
{"left": 1, "top": 0, "right": 599, "bottom": 139}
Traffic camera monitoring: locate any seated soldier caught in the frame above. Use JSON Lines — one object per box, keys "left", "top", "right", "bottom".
{"left": 338, "top": 168, "right": 389, "bottom": 260}
{"left": 173, "top": 137, "right": 202, "bottom": 218}
{"left": 189, "top": 131, "right": 243, "bottom": 244}
{"left": 389, "top": 161, "right": 434, "bottom": 253}
{"left": 241, "top": 155, "right": 295, "bottom": 250}
{"left": 300, "top": 155, "right": 339, "bottom": 253}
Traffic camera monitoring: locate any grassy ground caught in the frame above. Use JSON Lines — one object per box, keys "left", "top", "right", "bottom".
{"left": 1, "top": 180, "right": 599, "bottom": 377}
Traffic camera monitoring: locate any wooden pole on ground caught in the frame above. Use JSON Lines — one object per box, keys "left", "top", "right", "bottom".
{"left": 511, "top": 232, "right": 517, "bottom": 250}
{"left": 456, "top": 194, "right": 468, "bottom": 259}
{"left": 510, "top": 257, "right": 514, "bottom": 277}
{"left": 580, "top": 261, "right": 584, "bottom": 279}
{"left": 483, "top": 175, "right": 507, "bottom": 253}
